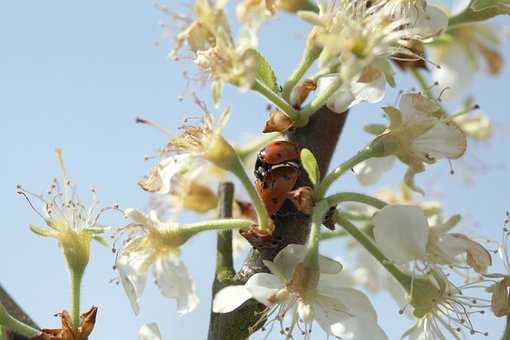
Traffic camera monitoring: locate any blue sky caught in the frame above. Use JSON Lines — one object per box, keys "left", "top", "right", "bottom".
{"left": 1, "top": 1, "right": 509, "bottom": 339}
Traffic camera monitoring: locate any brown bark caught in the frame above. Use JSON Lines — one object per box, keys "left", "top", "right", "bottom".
{"left": 0, "top": 284, "right": 38, "bottom": 340}
{"left": 208, "top": 107, "right": 348, "bottom": 340}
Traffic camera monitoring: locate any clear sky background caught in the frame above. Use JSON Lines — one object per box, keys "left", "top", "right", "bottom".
{"left": 1, "top": 1, "right": 509, "bottom": 339}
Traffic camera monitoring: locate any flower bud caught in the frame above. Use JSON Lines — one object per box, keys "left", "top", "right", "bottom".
{"left": 263, "top": 111, "right": 294, "bottom": 133}
{"left": 287, "top": 186, "right": 314, "bottom": 215}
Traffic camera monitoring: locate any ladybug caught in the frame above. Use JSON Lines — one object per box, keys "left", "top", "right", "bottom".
{"left": 254, "top": 141, "right": 300, "bottom": 181}
{"left": 256, "top": 166, "right": 299, "bottom": 216}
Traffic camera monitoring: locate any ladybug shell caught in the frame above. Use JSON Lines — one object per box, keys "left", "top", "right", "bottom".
{"left": 256, "top": 166, "right": 299, "bottom": 216}
{"left": 259, "top": 141, "right": 300, "bottom": 165}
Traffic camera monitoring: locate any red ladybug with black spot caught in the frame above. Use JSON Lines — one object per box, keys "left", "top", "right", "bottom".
{"left": 254, "top": 141, "right": 303, "bottom": 217}
{"left": 254, "top": 141, "right": 300, "bottom": 181}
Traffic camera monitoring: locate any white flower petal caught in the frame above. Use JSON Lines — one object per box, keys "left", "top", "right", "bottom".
{"left": 213, "top": 285, "right": 252, "bottom": 313}
{"left": 273, "top": 244, "right": 307, "bottom": 279}
{"left": 138, "top": 323, "right": 162, "bottom": 340}
{"left": 399, "top": 93, "right": 440, "bottom": 121}
{"left": 330, "top": 316, "right": 389, "bottom": 340}
{"left": 317, "top": 287, "right": 377, "bottom": 321}
{"left": 412, "top": 6, "right": 448, "bottom": 37}
{"left": 157, "top": 154, "right": 194, "bottom": 194}
{"left": 412, "top": 121, "right": 466, "bottom": 160}
{"left": 350, "top": 72, "right": 386, "bottom": 105}
{"left": 116, "top": 249, "right": 151, "bottom": 315}
{"left": 354, "top": 156, "right": 396, "bottom": 186}
{"left": 153, "top": 255, "right": 199, "bottom": 315}
{"left": 373, "top": 205, "right": 429, "bottom": 264}
{"left": 245, "top": 273, "right": 283, "bottom": 306}
{"left": 314, "top": 292, "right": 387, "bottom": 340}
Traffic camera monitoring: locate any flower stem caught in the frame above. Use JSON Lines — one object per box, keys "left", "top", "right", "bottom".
{"left": 0, "top": 302, "right": 39, "bottom": 338}
{"left": 315, "top": 146, "right": 378, "bottom": 199}
{"left": 252, "top": 79, "right": 300, "bottom": 123}
{"left": 325, "top": 192, "right": 387, "bottom": 210}
{"left": 410, "top": 69, "right": 433, "bottom": 99}
{"left": 70, "top": 268, "right": 84, "bottom": 332}
{"left": 300, "top": 75, "right": 342, "bottom": 121}
{"left": 282, "top": 43, "right": 320, "bottom": 102}
{"left": 186, "top": 218, "right": 255, "bottom": 235}
{"left": 304, "top": 200, "right": 329, "bottom": 269}
{"left": 232, "top": 159, "right": 270, "bottom": 230}
{"left": 333, "top": 213, "right": 412, "bottom": 292}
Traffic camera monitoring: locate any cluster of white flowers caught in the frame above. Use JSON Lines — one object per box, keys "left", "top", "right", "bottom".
{"left": 10, "top": 0, "right": 508, "bottom": 340}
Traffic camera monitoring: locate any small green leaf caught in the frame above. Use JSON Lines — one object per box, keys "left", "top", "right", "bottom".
{"left": 449, "top": 0, "right": 510, "bottom": 26}
{"left": 252, "top": 49, "right": 278, "bottom": 92}
{"left": 300, "top": 148, "right": 320, "bottom": 185}
{"left": 93, "top": 236, "right": 110, "bottom": 248}
{"left": 363, "top": 124, "right": 387, "bottom": 135}
{"left": 29, "top": 225, "right": 52, "bottom": 237}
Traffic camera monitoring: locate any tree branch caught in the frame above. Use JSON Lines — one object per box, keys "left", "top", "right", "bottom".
{"left": 222, "top": 107, "right": 349, "bottom": 339}
{"left": 0, "top": 284, "right": 38, "bottom": 340}
{"left": 207, "top": 183, "right": 265, "bottom": 340}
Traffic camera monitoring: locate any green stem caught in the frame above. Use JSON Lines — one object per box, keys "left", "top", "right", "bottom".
{"left": 0, "top": 303, "right": 39, "bottom": 338}
{"left": 282, "top": 44, "right": 320, "bottom": 102}
{"left": 186, "top": 218, "right": 254, "bottom": 236}
{"left": 70, "top": 269, "right": 84, "bottom": 332}
{"left": 503, "top": 315, "right": 510, "bottom": 340}
{"left": 326, "top": 192, "right": 388, "bottom": 210}
{"left": 300, "top": 75, "right": 342, "bottom": 121}
{"left": 334, "top": 214, "right": 411, "bottom": 292}
{"left": 236, "top": 132, "right": 281, "bottom": 160}
{"left": 304, "top": 200, "right": 329, "bottom": 269}
{"left": 232, "top": 159, "right": 270, "bottom": 230}
{"left": 410, "top": 69, "right": 433, "bottom": 99}
{"left": 252, "top": 79, "right": 300, "bottom": 123}
{"left": 315, "top": 147, "right": 377, "bottom": 199}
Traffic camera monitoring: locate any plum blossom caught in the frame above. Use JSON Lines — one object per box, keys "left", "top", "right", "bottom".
{"left": 17, "top": 149, "right": 111, "bottom": 274}
{"left": 213, "top": 244, "right": 387, "bottom": 339}
{"left": 139, "top": 107, "right": 236, "bottom": 201}
{"left": 115, "top": 209, "right": 198, "bottom": 315}
{"left": 170, "top": 0, "right": 258, "bottom": 103}
{"left": 302, "top": 0, "right": 444, "bottom": 113}
{"left": 373, "top": 205, "right": 492, "bottom": 273}
{"left": 402, "top": 271, "right": 490, "bottom": 339}
{"left": 369, "top": 92, "right": 467, "bottom": 193}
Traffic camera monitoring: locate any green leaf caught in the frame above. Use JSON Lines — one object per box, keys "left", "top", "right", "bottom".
{"left": 252, "top": 49, "right": 278, "bottom": 92}
{"left": 300, "top": 148, "right": 320, "bottom": 185}
{"left": 449, "top": 0, "right": 510, "bottom": 26}
{"left": 29, "top": 225, "right": 52, "bottom": 237}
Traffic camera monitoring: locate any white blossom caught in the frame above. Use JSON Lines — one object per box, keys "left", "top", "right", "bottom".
{"left": 213, "top": 244, "right": 387, "bottom": 339}
{"left": 116, "top": 209, "right": 198, "bottom": 315}
{"left": 373, "top": 92, "right": 467, "bottom": 193}
{"left": 373, "top": 205, "right": 492, "bottom": 273}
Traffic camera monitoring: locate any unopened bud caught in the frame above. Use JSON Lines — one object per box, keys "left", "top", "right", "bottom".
{"left": 287, "top": 186, "right": 314, "bottom": 214}
{"left": 263, "top": 111, "right": 295, "bottom": 133}
{"left": 291, "top": 79, "right": 317, "bottom": 109}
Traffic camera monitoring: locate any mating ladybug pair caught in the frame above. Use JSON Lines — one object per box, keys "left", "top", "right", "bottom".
{"left": 254, "top": 141, "right": 303, "bottom": 217}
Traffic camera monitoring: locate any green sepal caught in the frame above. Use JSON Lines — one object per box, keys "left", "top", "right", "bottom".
{"left": 29, "top": 225, "right": 53, "bottom": 237}
{"left": 300, "top": 148, "right": 320, "bottom": 185}
{"left": 252, "top": 49, "right": 278, "bottom": 92}
{"left": 92, "top": 236, "right": 110, "bottom": 248}
{"left": 364, "top": 124, "right": 386, "bottom": 135}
